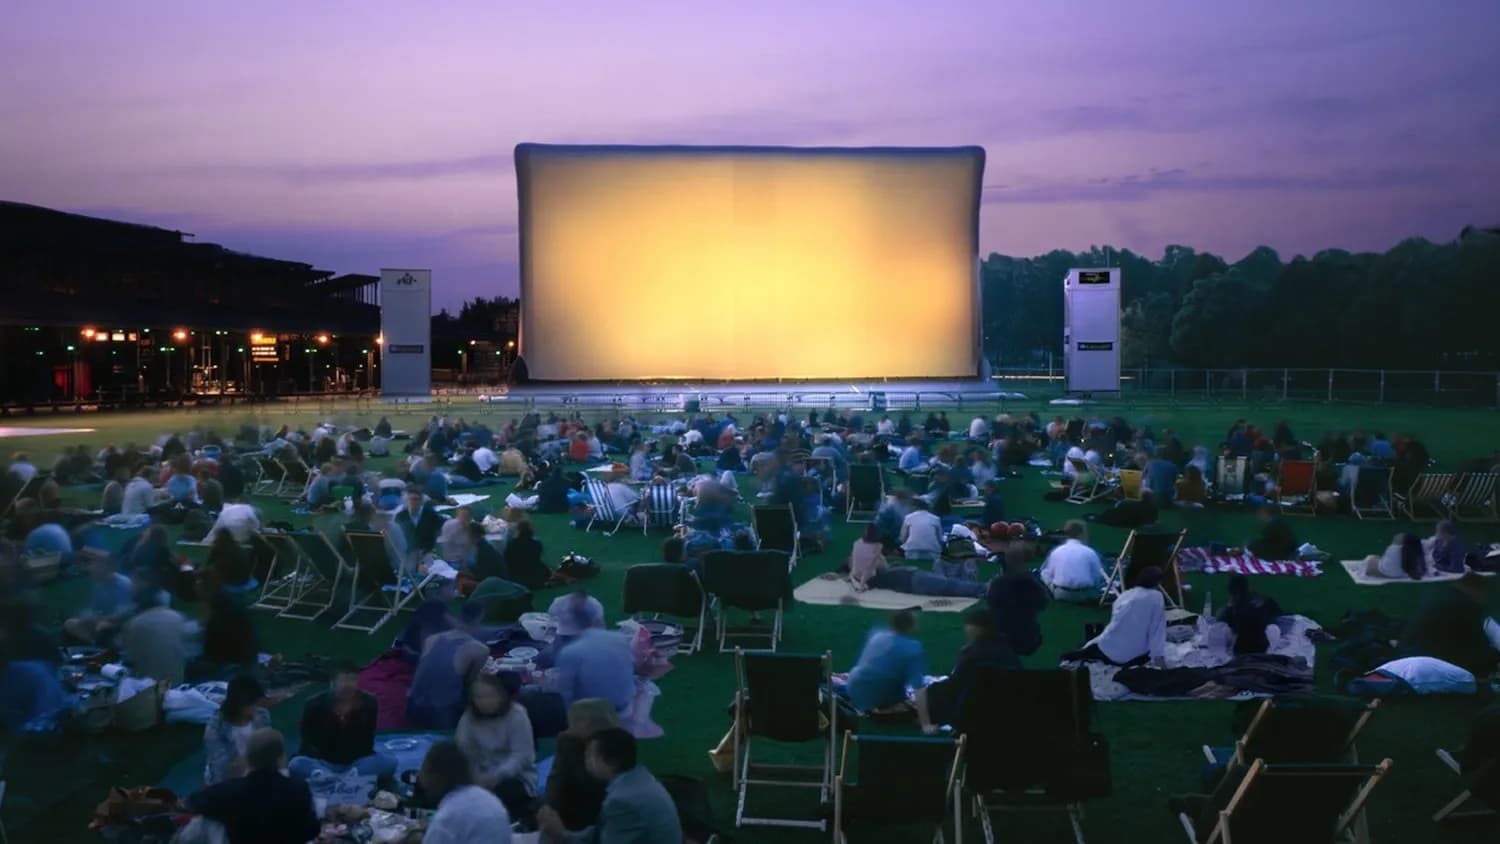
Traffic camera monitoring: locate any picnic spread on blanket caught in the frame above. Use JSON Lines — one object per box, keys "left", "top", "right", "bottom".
{"left": 1338, "top": 558, "right": 1498, "bottom": 586}
{"left": 1069, "top": 614, "right": 1321, "bottom": 702}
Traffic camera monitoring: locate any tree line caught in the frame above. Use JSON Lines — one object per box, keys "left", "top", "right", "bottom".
{"left": 980, "top": 227, "right": 1500, "bottom": 370}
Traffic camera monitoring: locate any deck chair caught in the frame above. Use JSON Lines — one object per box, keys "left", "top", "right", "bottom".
{"left": 846, "top": 463, "right": 884, "bottom": 523}
{"left": 253, "top": 531, "right": 304, "bottom": 612}
{"left": 338, "top": 530, "right": 419, "bottom": 634}
{"left": 960, "top": 667, "right": 1105, "bottom": 844}
{"left": 641, "top": 482, "right": 680, "bottom": 534}
{"left": 1396, "top": 472, "right": 1458, "bottom": 520}
{"left": 581, "top": 477, "right": 628, "bottom": 535}
{"left": 751, "top": 504, "right": 800, "bottom": 569}
{"left": 0, "top": 473, "right": 41, "bottom": 520}
{"left": 1203, "top": 697, "right": 1379, "bottom": 770}
{"left": 833, "top": 733, "right": 966, "bottom": 844}
{"left": 732, "top": 649, "right": 836, "bottom": 830}
{"left": 1117, "top": 469, "right": 1143, "bottom": 501}
{"left": 622, "top": 563, "right": 706, "bottom": 654}
{"left": 1215, "top": 456, "right": 1248, "bottom": 502}
{"left": 1064, "top": 458, "right": 1112, "bottom": 504}
{"left": 1275, "top": 458, "right": 1318, "bottom": 515}
{"left": 276, "top": 455, "right": 313, "bottom": 498}
{"left": 1349, "top": 466, "right": 1394, "bottom": 520}
{"left": 248, "top": 454, "right": 283, "bottom": 496}
{"left": 1177, "top": 757, "right": 1392, "bottom": 844}
{"left": 703, "top": 550, "right": 792, "bottom": 651}
{"left": 282, "top": 528, "right": 356, "bottom": 621}
{"left": 1449, "top": 472, "right": 1500, "bottom": 523}
{"left": 1434, "top": 703, "right": 1500, "bottom": 822}
{"left": 1102, "top": 528, "right": 1187, "bottom": 609}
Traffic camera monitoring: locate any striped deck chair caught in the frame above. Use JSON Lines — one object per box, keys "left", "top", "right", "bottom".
{"left": 282, "top": 528, "right": 356, "bottom": 621}
{"left": 1103, "top": 528, "right": 1187, "bottom": 609}
{"left": 1117, "top": 469, "right": 1143, "bottom": 502}
{"left": 1397, "top": 472, "right": 1458, "bottom": 521}
{"left": 845, "top": 463, "right": 884, "bottom": 523}
{"left": 1215, "top": 455, "right": 1248, "bottom": 502}
{"left": 1064, "top": 457, "right": 1111, "bottom": 504}
{"left": 1449, "top": 472, "right": 1500, "bottom": 523}
{"left": 1275, "top": 458, "right": 1318, "bottom": 515}
{"left": 339, "top": 529, "right": 418, "bottom": 634}
{"left": 582, "top": 477, "right": 628, "bottom": 535}
{"left": 1350, "top": 466, "right": 1395, "bottom": 520}
{"left": 642, "top": 482, "right": 680, "bottom": 534}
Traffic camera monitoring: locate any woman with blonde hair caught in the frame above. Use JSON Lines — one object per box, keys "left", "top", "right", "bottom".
{"left": 540, "top": 698, "right": 620, "bottom": 831}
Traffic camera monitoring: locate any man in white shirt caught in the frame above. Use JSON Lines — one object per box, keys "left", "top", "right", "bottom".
{"left": 876, "top": 416, "right": 895, "bottom": 436}
{"left": 418, "top": 739, "right": 511, "bottom": 844}
{"left": 205, "top": 502, "right": 262, "bottom": 544}
{"left": 1063, "top": 445, "right": 1087, "bottom": 479}
{"left": 968, "top": 416, "right": 989, "bottom": 440}
{"left": 1039, "top": 520, "right": 1108, "bottom": 602}
{"left": 121, "top": 469, "right": 159, "bottom": 516}
{"left": 1068, "top": 566, "right": 1167, "bottom": 667}
{"left": 470, "top": 445, "right": 499, "bottom": 474}
{"left": 899, "top": 500, "right": 945, "bottom": 561}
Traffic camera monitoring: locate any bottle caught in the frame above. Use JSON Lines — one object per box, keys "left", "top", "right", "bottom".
{"left": 1198, "top": 591, "right": 1213, "bottom": 637}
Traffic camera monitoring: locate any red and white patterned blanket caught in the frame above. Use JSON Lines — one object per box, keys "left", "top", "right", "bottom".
{"left": 1177, "top": 546, "right": 1323, "bottom": 577}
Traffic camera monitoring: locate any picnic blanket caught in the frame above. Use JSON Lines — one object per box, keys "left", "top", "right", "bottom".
{"left": 792, "top": 572, "right": 979, "bottom": 613}
{"left": 435, "top": 493, "right": 490, "bottom": 512}
{"left": 1338, "top": 559, "right": 1497, "bottom": 586}
{"left": 1072, "top": 614, "right": 1321, "bottom": 702}
{"left": 1178, "top": 546, "right": 1322, "bottom": 577}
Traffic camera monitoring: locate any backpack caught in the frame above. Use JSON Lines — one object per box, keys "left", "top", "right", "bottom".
{"left": 547, "top": 552, "right": 600, "bottom": 587}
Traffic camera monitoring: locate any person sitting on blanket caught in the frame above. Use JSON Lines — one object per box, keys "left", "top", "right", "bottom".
{"left": 203, "top": 674, "right": 273, "bottom": 786}
{"left": 1217, "top": 574, "right": 1283, "bottom": 655}
{"left": 1064, "top": 566, "right": 1167, "bottom": 668}
{"left": 1428, "top": 520, "right": 1469, "bottom": 575}
{"left": 288, "top": 660, "right": 397, "bottom": 783}
{"left": 536, "top": 728, "right": 683, "bottom": 844}
{"left": 457, "top": 671, "right": 538, "bottom": 823}
{"left": 916, "top": 609, "right": 1020, "bottom": 733}
{"left": 1400, "top": 572, "right": 1500, "bottom": 679}
{"left": 439, "top": 506, "right": 478, "bottom": 566}
{"left": 1365, "top": 532, "right": 1427, "bottom": 581}
{"left": 542, "top": 698, "right": 620, "bottom": 831}
{"left": 394, "top": 484, "right": 445, "bottom": 554}
{"left": 1176, "top": 464, "right": 1208, "bottom": 508}
{"left": 848, "top": 524, "right": 985, "bottom": 598}
{"left": 407, "top": 602, "right": 490, "bottom": 730}
{"left": 874, "top": 490, "right": 913, "bottom": 549}
{"left": 62, "top": 552, "right": 134, "bottom": 645}
{"left": 843, "top": 610, "right": 928, "bottom": 713}
{"left": 187, "top": 728, "right": 321, "bottom": 844}
{"left": 546, "top": 589, "right": 607, "bottom": 662}
{"left": 986, "top": 542, "right": 1049, "bottom": 657}
{"left": 1038, "top": 519, "right": 1108, "bottom": 602}
{"left": 416, "top": 738, "right": 513, "bottom": 842}
{"left": 1242, "top": 504, "right": 1298, "bottom": 561}
{"left": 554, "top": 619, "right": 636, "bottom": 714}
{"left": 899, "top": 498, "right": 945, "bottom": 561}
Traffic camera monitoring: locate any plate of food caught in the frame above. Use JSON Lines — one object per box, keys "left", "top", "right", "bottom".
{"left": 382, "top": 737, "right": 421, "bottom": 752}
{"left": 506, "top": 646, "right": 540, "bottom": 661}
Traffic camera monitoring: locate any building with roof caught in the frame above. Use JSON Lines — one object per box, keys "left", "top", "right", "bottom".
{"left": 0, "top": 201, "right": 382, "bottom": 405}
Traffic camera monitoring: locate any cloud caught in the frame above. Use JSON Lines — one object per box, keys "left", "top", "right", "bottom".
{"left": 982, "top": 165, "right": 1442, "bottom": 205}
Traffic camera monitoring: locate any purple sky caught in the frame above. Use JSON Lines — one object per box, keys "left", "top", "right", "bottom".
{"left": 3, "top": 1, "right": 1498, "bottom": 312}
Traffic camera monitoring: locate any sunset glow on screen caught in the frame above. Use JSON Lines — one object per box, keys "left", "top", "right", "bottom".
{"left": 516, "top": 145, "right": 983, "bottom": 381}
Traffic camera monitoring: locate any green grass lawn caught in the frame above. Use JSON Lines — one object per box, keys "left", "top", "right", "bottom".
{"left": 3, "top": 398, "right": 1498, "bottom": 843}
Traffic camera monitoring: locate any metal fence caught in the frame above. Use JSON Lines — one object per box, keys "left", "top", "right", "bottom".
{"left": 992, "top": 368, "right": 1500, "bottom": 409}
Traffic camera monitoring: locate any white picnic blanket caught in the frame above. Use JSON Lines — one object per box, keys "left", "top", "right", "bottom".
{"left": 1338, "top": 558, "right": 1496, "bottom": 586}
{"left": 793, "top": 572, "right": 979, "bottom": 613}
{"left": 434, "top": 493, "right": 490, "bottom": 511}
